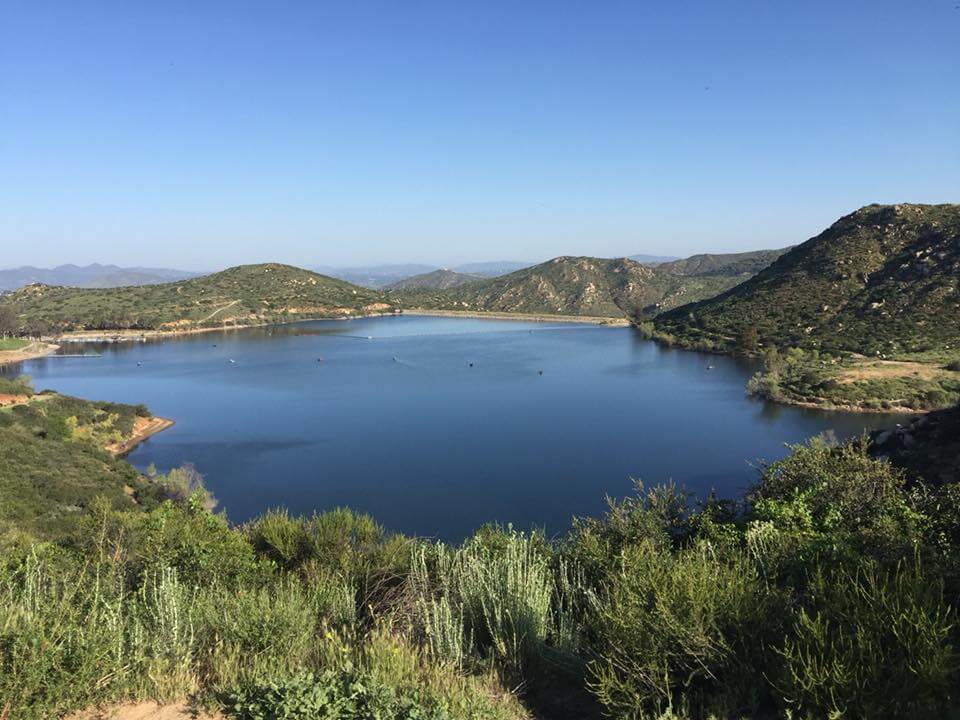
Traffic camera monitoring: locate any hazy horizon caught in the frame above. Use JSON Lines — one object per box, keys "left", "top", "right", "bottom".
{"left": 3, "top": 1, "right": 957, "bottom": 270}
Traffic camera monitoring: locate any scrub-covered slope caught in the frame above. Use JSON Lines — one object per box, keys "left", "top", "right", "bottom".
{"left": 7, "top": 263, "right": 397, "bottom": 332}
{"left": 655, "top": 204, "right": 960, "bottom": 355}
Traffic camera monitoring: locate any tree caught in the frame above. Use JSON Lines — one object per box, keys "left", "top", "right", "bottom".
{"left": 0, "top": 305, "right": 17, "bottom": 337}
{"left": 23, "top": 318, "right": 50, "bottom": 340}
{"left": 737, "top": 325, "right": 759, "bottom": 354}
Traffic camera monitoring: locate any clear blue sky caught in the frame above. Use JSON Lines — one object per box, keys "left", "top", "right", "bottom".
{"left": 2, "top": 1, "right": 958, "bottom": 271}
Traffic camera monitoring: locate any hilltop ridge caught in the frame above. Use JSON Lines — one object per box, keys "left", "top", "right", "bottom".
{"left": 6, "top": 263, "right": 397, "bottom": 332}
{"left": 394, "top": 249, "right": 786, "bottom": 318}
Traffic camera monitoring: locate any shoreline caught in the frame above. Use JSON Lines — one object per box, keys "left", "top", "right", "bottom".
{"left": 760, "top": 394, "right": 926, "bottom": 415}
{"left": 0, "top": 341, "right": 61, "bottom": 367}
{"left": 401, "top": 308, "right": 630, "bottom": 325}
{"left": 38, "top": 309, "right": 627, "bottom": 346}
{"left": 45, "top": 311, "right": 403, "bottom": 344}
{"left": 107, "top": 416, "right": 175, "bottom": 457}
{"left": 637, "top": 327, "right": 943, "bottom": 416}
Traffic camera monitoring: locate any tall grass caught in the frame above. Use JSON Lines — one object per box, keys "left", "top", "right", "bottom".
{"left": 0, "top": 517, "right": 531, "bottom": 719}
{"left": 410, "top": 529, "right": 573, "bottom": 677}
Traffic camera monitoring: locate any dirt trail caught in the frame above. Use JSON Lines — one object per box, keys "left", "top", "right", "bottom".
{"left": 198, "top": 299, "right": 240, "bottom": 323}
{"left": 64, "top": 701, "right": 223, "bottom": 720}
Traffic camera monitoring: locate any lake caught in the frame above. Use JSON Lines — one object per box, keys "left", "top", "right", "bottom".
{"left": 8, "top": 315, "right": 897, "bottom": 540}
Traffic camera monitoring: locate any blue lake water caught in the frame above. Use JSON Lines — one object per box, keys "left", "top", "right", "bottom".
{"left": 8, "top": 315, "right": 897, "bottom": 540}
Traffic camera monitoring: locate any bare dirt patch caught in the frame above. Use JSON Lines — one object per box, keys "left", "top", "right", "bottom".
{"left": 836, "top": 360, "right": 946, "bottom": 384}
{"left": 0, "top": 341, "right": 59, "bottom": 366}
{"left": 64, "top": 701, "right": 223, "bottom": 720}
{"left": 106, "top": 416, "right": 175, "bottom": 456}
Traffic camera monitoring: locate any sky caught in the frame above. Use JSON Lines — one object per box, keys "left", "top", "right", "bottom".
{"left": 2, "top": 1, "right": 958, "bottom": 271}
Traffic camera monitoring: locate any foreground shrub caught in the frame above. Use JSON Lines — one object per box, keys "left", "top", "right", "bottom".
{"left": 585, "top": 540, "right": 781, "bottom": 717}
{"left": 775, "top": 560, "right": 956, "bottom": 718}
{"left": 194, "top": 580, "right": 320, "bottom": 688}
{"left": 410, "top": 528, "right": 559, "bottom": 675}
{"left": 247, "top": 507, "right": 413, "bottom": 620}
{"left": 749, "top": 437, "right": 922, "bottom": 567}
{"left": 566, "top": 482, "right": 692, "bottom": 585}
{"left": 77, "top": 496, "right": 265, "bottom": 588}
{"left": 0, "top": 373, "right": 34, "bottom": 396}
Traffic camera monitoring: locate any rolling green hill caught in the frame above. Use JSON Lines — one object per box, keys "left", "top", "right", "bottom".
{"left": 654, "top": 204, "right": 960, "bottom": 356}
{"left": 6, "top": 263, "right": 397, "bottom": 332}
{"left": 395, "top": 251, "right": 784, "bottom": 318}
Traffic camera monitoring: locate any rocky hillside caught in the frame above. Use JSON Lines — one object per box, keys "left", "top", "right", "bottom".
{"left": 873, "top": 405, "right": 960, "bottom": 486}
{"left": 7, "top": 263, "right": 397, "bottom": 332}
{"left": 395, "top": 251, "right": 782, "bottom": 318}
{"left": 654, "top": 204, "right": 960, "bottom": 355}
{"left": 393, "top": 257, "right": 656, "bottom": 317}
{"left": 386, "top": 269, "right": 485, "bottom": 291}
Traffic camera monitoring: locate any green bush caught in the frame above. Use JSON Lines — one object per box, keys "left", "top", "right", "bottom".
{"left": 0, "top": 374, "right": 33, "bottom": 396}
{"left": 749, "top": 437, "right": 922, "bottom": 566}
{"left": 247, "top": 508, "right": 413, "bottom": 622}
{"left": 195, "top": 581, "right": 319, "bottom": 687}
{"left": 775, "top": 561, "right": 956, "bottom": 718}
{"left": 77, "top": 497, "right": 265, "bottom": 589}
{"left": 222, "top": 671, "right": 352, "bottom": 719}
{"left": 584, "top": 540, "right": 781, "bottom": 717}
{"left": 248, "top": 509, "right": 312, "bottom": 571}
{"left": 411, "top": 528, "right": 559, "bottom": 675}
{"left": 746, "top": 370, "right": 783, "bottom": 401}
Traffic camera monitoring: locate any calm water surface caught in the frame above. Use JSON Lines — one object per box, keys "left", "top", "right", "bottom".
{"left": 10, "top": 316, "right": 897, "bottom": 540}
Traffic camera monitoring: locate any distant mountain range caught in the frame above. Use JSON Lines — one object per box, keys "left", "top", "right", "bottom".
{"left": 628, "top": 254, "right": 680, "bottom": 265}
{"left": 0, "top": 264, "right": 200, "bottom": 291}
{"left": 312, "top": 264, "right": 438, "bottom": 289}
{"left": 653, "top": 249, "right": 787, "bottom": 278}
{"left": 386, "top": 269, "right": 486, "bottom": 291}
{"left": 314, "top": 261, "right": 533, "bottom": 288}
{"left": 452, "top": 261, "right": 532, "bottom": 276}
{"left": 10, "top": 202, "right": 954, "bottom": 344}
